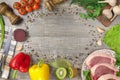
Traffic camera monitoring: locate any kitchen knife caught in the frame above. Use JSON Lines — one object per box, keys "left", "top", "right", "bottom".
{"left": 0, "top": 27, "right": 12, "bottom": 74}
{"left": 3, "top": 27, "right": 12, "bottom": 55}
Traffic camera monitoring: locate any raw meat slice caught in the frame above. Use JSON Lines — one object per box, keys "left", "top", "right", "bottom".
{"left": 98, "top": 74, "right": 120, "bottom": 80}
{"left": 91, "top": 63, "right": 118, "bottom": 80}
{"left": 85, "top": 49, "right": 116, "bottom": 68}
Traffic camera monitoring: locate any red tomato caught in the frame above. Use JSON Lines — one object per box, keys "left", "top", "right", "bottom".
{"left": 35, "top": 0, "right": 40, "bottom": 4}
{"left": 32, "top": 3, "right": 40, "bottom": 10}
{"left": 25, "top": 5, "right": 33, "bottom": 12}
{"left": 13, "top": 2, "right": 21, "bottom": 10}
{"left": 18, "top": 8, "right": 27, "bottom": 15}
{"left": 25, "top": 0, "right": 34, "bottom": 5}
{"left": 20, "top": 0, "right": 28, "bottom": 7}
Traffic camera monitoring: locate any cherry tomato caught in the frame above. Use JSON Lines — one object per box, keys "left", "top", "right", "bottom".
{"left": 35, "top": 0, "right": 40, "bottom": 3}
{"left": 25, "top": 0, "right": 34, "bottom": 5}
{"left": 20, "top": 0, "right": 28, "bottom": 7}
{"left": 13, "top": 2, "right": 21, "bottom": 10}
{"left": 18, "top": 8, "right": 27, "bottom": 15}
{"left": 32, "top": 3, "right": 40, "bottom": 10}
{"left": 25, "top": 5, "right": 33, "bottom": 12}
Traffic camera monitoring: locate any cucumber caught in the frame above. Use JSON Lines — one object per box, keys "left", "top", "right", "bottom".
{"left": 56, "top": 67, "right": 67, "bottom": 80}
{"left": 68, "top": 67, "right": 78, "bottom": 78}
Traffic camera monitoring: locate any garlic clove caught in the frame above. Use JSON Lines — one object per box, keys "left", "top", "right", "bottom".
{"left": 97, "top": 38, "right": 102, "bottom": 46}
{"left": 16, "top": 42, "right": 23, "bottom": 51}
{"left": 96, "top": 26, "right": 105, "bottom": 33}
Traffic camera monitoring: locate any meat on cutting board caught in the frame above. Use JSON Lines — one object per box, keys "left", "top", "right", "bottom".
{"left": 85, "top": 52, "right": 116, "bottom": 68}
{"left": 90, "top": 63, "right": 118, "bottom": 80}
{"left": 98, "top": 74, "right": 120, "bottom": 80}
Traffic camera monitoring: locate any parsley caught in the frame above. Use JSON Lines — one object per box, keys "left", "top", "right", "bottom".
{"left": 115, "top": 53, "right": 120, "bottom": 77}
{"left": 83, "top": 70, "right": 91, "bottom": 80}
{"left": 71, "top": 0, "right": 106, "bottom": 19}
{"left": 115, "top": 53, "right": 120, "bottom": 66}
{"left": 79, "top": 13, "right": 88, "bottom": 19}
{"left": 117, "top": 71, "right": 120, "bottom": 76}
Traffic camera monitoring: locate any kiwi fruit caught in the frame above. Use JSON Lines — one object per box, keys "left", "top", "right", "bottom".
{"left": 68, "top": 67, "right": 78, "bottom": 78}
{"left": 56, "top": 67, "right": 67, "bottom": 80}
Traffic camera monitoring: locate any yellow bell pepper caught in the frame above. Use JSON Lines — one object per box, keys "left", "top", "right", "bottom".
{"left": 29, "top": 60, "right": 50, "bottom": 80}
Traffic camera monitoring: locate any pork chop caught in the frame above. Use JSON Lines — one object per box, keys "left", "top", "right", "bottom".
{"left": 85, "top": 49, "right": 116, "bottom": 68}
{"left": 91, "top": 63, "right": 118, "bottom": 80}
{"left": 98, "top": 74, "right": 120, "bottom": 80}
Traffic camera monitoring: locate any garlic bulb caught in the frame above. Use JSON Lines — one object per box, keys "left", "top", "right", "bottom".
{"left": 102, "top": 9, "right": 113, "bottom": 19}
{"left": 113, "top": 6, "right": 120, "bottom": 15}
{"left": 111, "top": 5, "right": 120, "bottom": 21}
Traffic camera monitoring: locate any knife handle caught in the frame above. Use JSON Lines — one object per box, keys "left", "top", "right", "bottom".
{"left": 0, "top": 54, "right": 7, "bottom": 75}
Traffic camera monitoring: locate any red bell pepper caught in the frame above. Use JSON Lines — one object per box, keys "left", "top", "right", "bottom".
{"left": 9, "top": 52, "right": 31, "bottom": 78}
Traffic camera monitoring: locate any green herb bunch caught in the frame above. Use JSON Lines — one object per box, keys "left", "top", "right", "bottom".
{"left": 71, "top": 0, "right": 106, "bottom": 19}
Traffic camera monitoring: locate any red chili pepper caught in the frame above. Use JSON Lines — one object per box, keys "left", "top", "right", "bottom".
{"left": 9, "top": 52, "right": 31, "bottom": 72}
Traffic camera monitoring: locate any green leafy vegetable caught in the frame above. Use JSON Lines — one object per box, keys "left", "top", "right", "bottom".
{"left": 83, "top": 70, "right": 91, "bottom": 80}
{"left": 115, "top": 53, "right": 120, "bottom": 66}
{"left": 117, "top": 70, "right": 120, "bottom": 76}
{"left": 103, "top": 24, "right": 120, "bottom": 54}
{"left": 71, "top": 0, "right": 106, "bottom": 19}
{"left": 0, "top": 15, "right": 5, "bottom": 49}
{"left": 49, "top": 59, "right": 72, "bottom": 68}
{"left": 114, "top": 52, "right": 120, "bottom": 77}
{"left": 87, "top": 6, "right": 94, "bottom": 10}
{"left": 79, "top": 13, "right": 88, "bottom": 19}
{"left": 93, "top": 7, "right": 101, "bottom": 17}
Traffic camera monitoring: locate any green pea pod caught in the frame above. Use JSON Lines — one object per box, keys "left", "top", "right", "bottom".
{"left": 0, "top": 15, "right": 5, "bottom": 49}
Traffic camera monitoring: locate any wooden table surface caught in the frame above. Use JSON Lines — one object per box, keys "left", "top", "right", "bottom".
{"left": 0, "top": 0, "right": 120, "bottom": 80}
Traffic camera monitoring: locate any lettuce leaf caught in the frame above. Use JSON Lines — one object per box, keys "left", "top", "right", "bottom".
{"left": 103, "top": 24, "right": 120, "bottom": 54}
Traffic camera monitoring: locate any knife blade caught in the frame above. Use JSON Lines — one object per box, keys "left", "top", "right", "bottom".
{"left": 0, "top": 27, "right": 12, "bottom": 75}
{"left": 3, "top": 27, "right": 12, "bottom": 55}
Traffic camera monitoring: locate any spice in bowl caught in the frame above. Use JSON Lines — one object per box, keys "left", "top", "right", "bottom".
{"left": 13, "top": 29, "right": 28, "bottom": 42}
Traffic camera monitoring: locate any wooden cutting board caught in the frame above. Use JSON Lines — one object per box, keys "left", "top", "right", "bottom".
{"left": 97, "top": 0, "right": 120, "bottom": 27}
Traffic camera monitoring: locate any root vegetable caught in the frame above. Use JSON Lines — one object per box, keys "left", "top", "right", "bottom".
{"left": 98, "top": 0, "right": 117, "bottom": 6}
{"left": 111, "top": 5, "right": 120, "bottom": 21}
{"left": 102, "top": 8, "right": 113, "bottom": 19}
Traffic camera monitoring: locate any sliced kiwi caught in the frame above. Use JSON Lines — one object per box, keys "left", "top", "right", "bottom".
{"left": 68, "top": 67, "right": 78, "bottom": 78}
{"left": 56, "top": 67, "right": 67, "bottom": 80}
